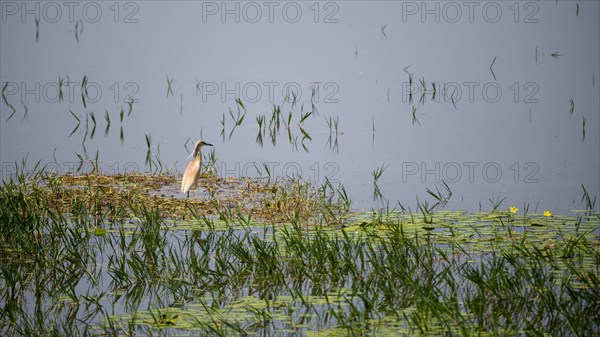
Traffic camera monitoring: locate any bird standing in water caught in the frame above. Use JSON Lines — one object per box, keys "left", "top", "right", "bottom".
{"left": 181, "top": 140, "right": 213, "bottom": 198}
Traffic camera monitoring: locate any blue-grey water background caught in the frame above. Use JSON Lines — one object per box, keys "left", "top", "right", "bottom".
{"left": 1, "top": 1, "right": 598, "bottom": 213}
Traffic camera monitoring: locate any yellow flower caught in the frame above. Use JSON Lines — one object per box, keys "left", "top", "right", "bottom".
{"left": 543, "top": 210, "right": 552, "bottom": 217}
{"left": 509, "top": 206, "right": 518, "bottom": 214}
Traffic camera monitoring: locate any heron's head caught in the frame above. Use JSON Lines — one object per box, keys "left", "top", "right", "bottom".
{"left": 192, "top": 140, "right": 213, "bottom": 157}
{"left": 195, "top": 140, "right": 213, "bottom": 149}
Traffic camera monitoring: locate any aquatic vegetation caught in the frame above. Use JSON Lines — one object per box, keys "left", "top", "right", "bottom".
{"left": 166, "top": 76, "right": 174, "bottom": 98}
{"left": 3, "top": 82, "right": 17, "bottom": 121}
{"left": 34, "top": 18, "right": 39, "bottom": 41}
{"left": 104, "top": 110, "right": 111, "bottom": 136}
{"left": 0, "top": 167, "right": 599, "bottom": 336}
{"left": 489, "top": 56, "right": 497, "bottom": 81}
{"left": 371, "top": 164, "right": 387, "bottom": 202}
{"left": 228, "top": 98, "right": 247, "bottom": 140}
{"left": 326, "top": 116, "right": 339, "bottom": 152}
{"left": 570, "top": 97, "right": 575, "bottom": 117}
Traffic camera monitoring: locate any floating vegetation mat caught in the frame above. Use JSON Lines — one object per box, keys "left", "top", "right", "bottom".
{"left": 1, "top": 173, "right": 599, "bottom": 336}
{"left": 20, "top": 172, "right": 332, "bottom": 223}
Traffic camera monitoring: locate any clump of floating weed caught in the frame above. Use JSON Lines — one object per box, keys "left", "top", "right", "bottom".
{"left": 172, "top": 174, "right": 344, "bottom": 223}
{"left": 55, "top": 172, "right": 174, "bottom": 190}
{"left": 255, "top": 178, "right": 327, "bottom": 223}
{"left": 12, "top": 172, "right": 343, "bottom": 224}
{"left": 38, "top": 173, "right": 176, "bottom": 220}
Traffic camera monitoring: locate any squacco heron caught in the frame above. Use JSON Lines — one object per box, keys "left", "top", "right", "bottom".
{"left": 181, "top": 140, "right": 213, "bottom": 198}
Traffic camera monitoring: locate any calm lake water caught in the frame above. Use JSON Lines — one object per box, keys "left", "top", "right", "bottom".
{"left": 1, "top": 1, "right": 599, "bottom": 213}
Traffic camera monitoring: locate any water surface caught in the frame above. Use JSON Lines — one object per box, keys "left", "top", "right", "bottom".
{"left": 1, "top": 1, "right": 598, "bottom": 213}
